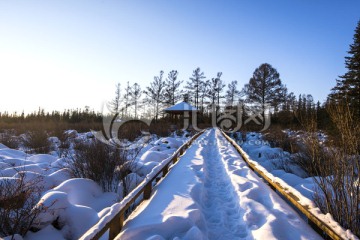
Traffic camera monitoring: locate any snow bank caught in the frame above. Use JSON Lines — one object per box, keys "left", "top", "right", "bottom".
{"left": 27, "top": 154, "right": 57, "bottom": 165}
{"left": 0, "top": 148, "right": 27, "bottom": 159}
{"left": 229, "top": 131, "right": 359, "bottom": 240}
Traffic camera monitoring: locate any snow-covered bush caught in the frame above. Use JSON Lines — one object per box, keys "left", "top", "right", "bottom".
{"left": 22, "top": 130, "right": 51, "bottom": 154}
{"left": 0, "top": 130, "right": 19, "bottom": 149}
{"left": 0, "top": 173, "right": 44, "bottom": 238}
{"left": 294, "top": 102, "right": 360, "bottom": 236}
{"left": 68, "top": 139, "right": 138, "bottom": 195}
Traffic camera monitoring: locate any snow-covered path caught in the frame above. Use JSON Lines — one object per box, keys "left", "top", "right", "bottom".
{"left": 198, "top": 130, "right": 247, "bottom": 239}
{"left": 117, "top": 129, "right": 322, "bottom": 240}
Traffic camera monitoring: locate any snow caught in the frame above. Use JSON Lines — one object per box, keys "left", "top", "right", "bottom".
{"left": 27, "top": 154, "right": 58, "bottom": 165}
{"left": 0, "top": 148, "right": 28, "bottom": 159}
{"left": 1, "top": 128, "right": 357, "bottom": 240}
{"left": 0, "top": 143, "right": 9, "bottom": 149}
{"left": 117, "top": 129, "right": 322, "bottom": 240}
{"left": 230, "top": 131, "right": 359, "bottom": 240}
{"left": 163, "top": 101, "right": 198, "bottom": 111}
{"left": 0, "top": 129, "right": 192, "bottom": 240}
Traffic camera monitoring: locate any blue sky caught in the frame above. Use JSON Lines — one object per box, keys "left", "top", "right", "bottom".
{"left": 0, "top": 0, "right": 359, "bottom": 113}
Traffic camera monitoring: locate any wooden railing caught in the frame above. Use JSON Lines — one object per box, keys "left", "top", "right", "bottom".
{"left": 80, "top": 130, "right": 205, "bottom": 240}
{"left": 220, "top": 130, "right": 357, "bottom": 240}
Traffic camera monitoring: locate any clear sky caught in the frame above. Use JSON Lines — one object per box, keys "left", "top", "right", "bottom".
{"left": 0, "top": 0, "right": 359, "bottom": 114}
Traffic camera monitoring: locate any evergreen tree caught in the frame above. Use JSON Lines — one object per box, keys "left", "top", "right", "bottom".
{"left": 123, "top": 82, "right": 131, "bottom": 118}
{"left": 108, "top": 83, "right": 121, "bottom": 114}
{"left": 329, "top": 20, "right": 360, "bottom": 117}
{"left": 225, "top": 80, "right": 240, "bottom": 106}
{"left": 144, "top": 71, "right": 166, "bottom": 121}
{"left": 164, "top": 70, "right": 183, "bottom": 106}
{"left": 208, "top": 72, "right": 225, "bottom": 116}
{"left": 243, "top": 63, "right": 287, "bottom": 119}
{"left": 185, "top": 67, "right": 206, "bottom": 109}
{"left": 199, "top": 79, "right": 210, "bottom": 114}
{"left": 131, "top": 83, "right": 142, "bottom": 119}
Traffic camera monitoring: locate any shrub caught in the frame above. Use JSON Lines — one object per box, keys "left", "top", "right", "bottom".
{"left": 0, "top": 130, "right": 19, "bottom": 149}
{"left": 69, "top": 139, "right": 140, "bottom": 196}
{"left": 22, "top": 130, "right": 51, "bottom": 154}
{"left": 262, "top": 126, "right": 299, "bottom": 154}
{"left": 295, "top": 102, "right": 360, "bottom": 236}
{"left": 0, "top": 173, "right": 44, "bottom": 238}
{"left": 118, "top": 120, "right": 150, "bottom": 141}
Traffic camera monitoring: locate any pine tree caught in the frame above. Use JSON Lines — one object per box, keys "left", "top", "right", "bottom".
{"left": 199, "top": 79, "right": 210, "bottom": 114}
{"left": 164, "top": 70, "right": 183, "bottom": 106}
{"left": 225, "top": 80, "right": 240, "bottom": 106}
{"left": 243, "top": 63, "right": 287, "bottom": 119}
{"left": 108, "top": 83, "right": 121, "bottom": 114}
{"left": 329, "top": 20, "right": 360, "bottom": 117}
{"left": 131, "top": 83, "right": 142, "bottom": 119}
{"left": 208, "top": 72, "right": 225, "bottom": 116}
{"left": 185, "top": 67, "right": 206, "bottom": 109}
{"left": 144, "top": 71, "right": 166, "bottom": 121}
{"left": 123, "top": 82, "right": 131, "bottom": 118}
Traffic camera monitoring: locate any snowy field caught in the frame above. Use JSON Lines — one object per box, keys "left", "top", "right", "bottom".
{"left": 1, "top": 128, "right": 357, "bottom": 240}
{"left": 231, "top": 132, "right": 358, "bottom": 240}
{"left": 0, "top": 130, "right": 190, "bottom": 240}
{"left": 117, "top": 129, "right": 321, "bottom": 240}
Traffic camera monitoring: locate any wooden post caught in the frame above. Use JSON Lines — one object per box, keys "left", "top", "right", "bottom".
{"left": 109, "top": 212, "right": 124, "bottom": 239}
{"left": 163, "top": 164, "right": 169, "bottom": 176}
{"left": 143, "top": 182, "right": 152, "bottom": 200}
{"left": 172, "top": 153, "right": 179, "bottom": 163}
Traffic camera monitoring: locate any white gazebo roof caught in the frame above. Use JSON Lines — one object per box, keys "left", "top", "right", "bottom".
{"left": 164, "top": 101, "right": 198, "bottom": 112}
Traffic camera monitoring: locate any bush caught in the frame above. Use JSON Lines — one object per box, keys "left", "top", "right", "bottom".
{"left": 69, "top": 139, "right": 140, "bottom": 196}
{"left": 0, "top": 173, "right": 44, "bottom": 238}
{"left": 0, "top": 130, "right": 19, "bottom": 149}
{"left": 296, "top": 102, "right": 360, "bottom": 236}
{"left": 262, "top": 126, "right": 299, "bottom": 154}
{"left": 22, "top": 130, "right": 51, "bottom": 154}
{"left": 118, "top": 120, "right": 150, "bottom": 141}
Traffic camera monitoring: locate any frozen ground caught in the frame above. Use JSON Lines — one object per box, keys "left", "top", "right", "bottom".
{"left": 117, "top": 129, "right": 321, "bottom": 240}
{"left": 0, "top": 130, "right": 190, "bottom": 240}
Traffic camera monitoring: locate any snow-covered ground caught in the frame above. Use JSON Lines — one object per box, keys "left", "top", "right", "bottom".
{"left": 231, "top": 131, "right": 358, "bottom": 240}
{"left": 0, "top": 130, "right": 190, "bottom": 240}
{"left": 238, "top": 132, "right": 318, "bottom": 200}
{"left": 117, "top": 128, "right": 321, "bottom": 240}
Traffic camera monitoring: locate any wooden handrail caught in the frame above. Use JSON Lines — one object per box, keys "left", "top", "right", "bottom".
{"left": 80, "top": 130, "right": 205, "bottom": 240}
{"left": 220, "top": 129, "right": 357, "bottom": 240}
